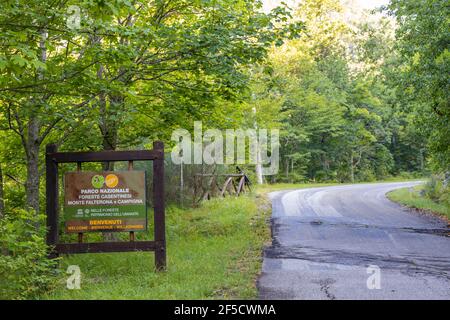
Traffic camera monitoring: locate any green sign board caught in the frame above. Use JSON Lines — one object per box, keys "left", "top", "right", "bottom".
{"left": 64, "top": 171, "right": 147, "bottom": 233}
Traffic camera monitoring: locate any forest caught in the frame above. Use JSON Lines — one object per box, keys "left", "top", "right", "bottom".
{"left": 0, "top": 0, "right": 448, "bottom": 299}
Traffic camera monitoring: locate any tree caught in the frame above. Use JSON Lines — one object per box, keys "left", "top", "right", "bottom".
{"left": 387, "top": 0, "right": 450, "bottom": 171}
{"left": 249, "top": 0, "right": 428, "bottom": 183}
{"left": 0, "top": 0, "right": 94, "bottom": 213}
{"left": 0, "top": 0, "right": 299, "bottom": 214}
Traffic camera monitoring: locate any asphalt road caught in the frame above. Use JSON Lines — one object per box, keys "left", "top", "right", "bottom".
{"left": 258, "top": 182, "right": 450, "bottom": 300}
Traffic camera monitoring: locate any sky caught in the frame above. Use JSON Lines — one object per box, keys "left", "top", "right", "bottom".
{"left": 350, "top": 0, "right": 390, "bottom": 9}
{"left": 262, "top": 0, "right": 390, "bottom": 12}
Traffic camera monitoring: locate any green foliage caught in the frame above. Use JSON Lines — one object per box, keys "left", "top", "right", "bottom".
{"left": 0, "top": 210, "right": 58, "bottom": 299}
{"left": 387, "top": 0, "right": 450, "bottom": 171}
{"left": 0, "top": 0, "right": 300, "bottom": 214}
{"left": 424, "top": 174, "right": 450, "bottom": 206}
{"left": 251, "top": 0, "right": 422, "bottom": 183}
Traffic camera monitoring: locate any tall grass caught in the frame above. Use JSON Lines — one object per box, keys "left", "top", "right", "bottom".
{"left": 387, "top": 185, "right": 450, "bottom": 220}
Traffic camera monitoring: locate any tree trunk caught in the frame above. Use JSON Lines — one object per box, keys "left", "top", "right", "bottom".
{"left": 285, "top": 158, "right": 289, "bottom": 178}
{"left": 25, "top": 116, "right": 41, "bottom": 214}
{"left": 350, "top": 153, "right": 355, "bottom": 183}
{"left": 252, "top": 107, "right": 263, "bottom": 185}
{"left": 95, "top": 63, "right": 116, "bottom": 170}
{"left": 255, "top": 150, "right": 263, "bottom": 185}
{"left": 99, "top": 93, "right": 122, "bottom": 241}
{"left": 99, "top": 94, "right": 120, "bottom": 171}
{"left": 419, "top": 148, "right": 424, "bottom": 173}
{"left": 0, "top": 164, "right": 4, "bottom": 218}
{"left": 23, "top": 29, "right": 47, "bottom": 215}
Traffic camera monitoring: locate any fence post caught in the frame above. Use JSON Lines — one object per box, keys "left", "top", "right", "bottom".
{"left": 153, "top": 141, "right": 166, "bottom": 270}
{"left": 46, "top": 144, "right": 59, "bottom": 258}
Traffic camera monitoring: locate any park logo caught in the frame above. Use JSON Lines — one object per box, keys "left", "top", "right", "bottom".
{"left": 91, "top": 174, "right": 119, "bottom": 189}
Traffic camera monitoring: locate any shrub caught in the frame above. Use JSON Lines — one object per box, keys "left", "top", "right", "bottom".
{"left": 424, "top": 174, "right": 450, "bottom": 206}
{"left": 356, "top": 168, "right": 376, "bottom": 182}
{"left": 424, "top": 174, "right": 444, "bottom": 200}
{"left": 398, "top": 171, "right": 414, "bottom": 179}
{"left": 0, "top": 209, "right": 58, "bottom": 299}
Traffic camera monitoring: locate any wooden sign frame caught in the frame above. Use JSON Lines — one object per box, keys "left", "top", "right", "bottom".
{"left": 45, "top": 141, "right": 166, "bottom": 270}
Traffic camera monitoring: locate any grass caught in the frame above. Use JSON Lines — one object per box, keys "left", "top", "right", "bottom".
{"left": 387, "top": 185, "right": 450, "bottom": 221}
{"left": 42, "top": 194, "right": 272, "bottom": 300}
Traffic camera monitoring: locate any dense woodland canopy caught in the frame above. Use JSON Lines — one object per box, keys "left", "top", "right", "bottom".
{"left": 0, "top": 0, "right": 448, "bottom": 216}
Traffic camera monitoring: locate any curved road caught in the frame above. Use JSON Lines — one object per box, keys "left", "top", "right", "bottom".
{"left": 258, "top": 182, "right": 450, "bottom": 300}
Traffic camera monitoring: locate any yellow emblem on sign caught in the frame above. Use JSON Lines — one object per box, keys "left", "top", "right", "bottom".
{"left": 105, "top": 174, "right": 119, "bottom": 188}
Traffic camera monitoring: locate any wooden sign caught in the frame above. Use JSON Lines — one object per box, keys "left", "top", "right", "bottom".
{"left": 45, "top": 141, "right": 166, "bottom": 270}
{"left": 64, "top": 171, "right": 147, "bottom": 233}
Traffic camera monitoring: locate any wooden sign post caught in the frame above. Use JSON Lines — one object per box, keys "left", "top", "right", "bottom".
{"left": 45, "top": 141, "right": 166, "bottom": 270}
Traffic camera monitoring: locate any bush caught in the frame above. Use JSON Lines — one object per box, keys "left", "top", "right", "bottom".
{"left": 398, "top": 171, "right": 414, "bottom": 179}
{"left": 0, "top": 210, "right": 58, "bottom": 299}
{"left": 356, "top": 168, "right": 376, "bottom": 182}
{"left": 424, "top": 174, "right": 450, "bottom": 206}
